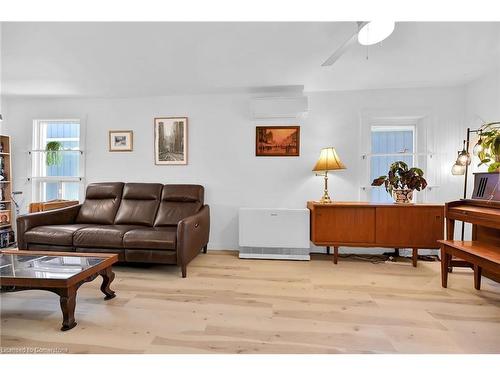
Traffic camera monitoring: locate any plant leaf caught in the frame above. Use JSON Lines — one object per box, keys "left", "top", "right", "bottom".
{"left": 371, "top": 176, "right": 387, "bottom": 186}
{"left": 488, "top": 162, "right": 500, "bottom": 172}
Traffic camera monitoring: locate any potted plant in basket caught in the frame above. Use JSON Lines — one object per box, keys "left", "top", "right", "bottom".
{"left": 371, "top": 161, "right": 428, "bottom": 204}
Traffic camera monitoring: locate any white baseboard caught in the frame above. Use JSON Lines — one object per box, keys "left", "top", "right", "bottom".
{"left": 238, "top": 253, "right": 310, "bottom": 261}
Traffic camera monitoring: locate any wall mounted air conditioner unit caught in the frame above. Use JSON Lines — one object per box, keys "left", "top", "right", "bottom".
{"left": 251, "top": 96, "right": 308, "bottom": 119}
{"left": 238, "top": 208, "right": 310, "bottom": 260}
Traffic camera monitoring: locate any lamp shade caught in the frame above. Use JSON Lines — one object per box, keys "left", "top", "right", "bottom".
{"left": 313, "top": 147, "right": 346, "bottom": 172}
{"left": 451, "top": 163, "right": 466, "bottom": 176}
{"left": 456, "top": 150, "right": 471, "bottom": 166}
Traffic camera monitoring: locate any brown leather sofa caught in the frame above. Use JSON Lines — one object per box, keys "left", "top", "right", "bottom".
{"left": 16, "top": 182, "right": 210, "bottom": 277}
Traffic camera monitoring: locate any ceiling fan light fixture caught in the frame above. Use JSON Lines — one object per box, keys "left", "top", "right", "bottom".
{"left": 358, "top": 21, "right": 395, "bottom": 46}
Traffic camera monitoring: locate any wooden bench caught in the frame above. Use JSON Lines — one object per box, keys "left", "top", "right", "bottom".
{"left": 29, "top": 199, "right": 80, "bottom": 213}
{"left": 439, "top": 240, "right": 500, "bottom": 290}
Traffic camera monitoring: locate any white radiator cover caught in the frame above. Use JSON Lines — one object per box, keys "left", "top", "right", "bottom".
{"left": 238, "top": 208, "right": 310, "bottom": 260}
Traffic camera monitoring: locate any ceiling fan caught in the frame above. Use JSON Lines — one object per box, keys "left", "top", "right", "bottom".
{"left": 322, "top": 21, "right": 396, "bottom": 67}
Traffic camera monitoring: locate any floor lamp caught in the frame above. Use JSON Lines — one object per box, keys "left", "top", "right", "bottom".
{"left": 451, "top": 122, "right": 500, "bottom": 240}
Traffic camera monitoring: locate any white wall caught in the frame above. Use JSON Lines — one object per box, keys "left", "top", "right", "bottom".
{"left": 3, "top": 86, "right": 467, "bottom": 250}
{"left": 465, "top": 68, "right": 500, "bottom": 125}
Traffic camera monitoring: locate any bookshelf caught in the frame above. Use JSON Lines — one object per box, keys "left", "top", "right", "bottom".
{"left": 0, "top": 134, "right": 15, "bottom": 247}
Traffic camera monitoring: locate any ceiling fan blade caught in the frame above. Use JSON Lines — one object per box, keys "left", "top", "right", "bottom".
{"left": 321, "top": 21, "right": 369, "bottom": 67}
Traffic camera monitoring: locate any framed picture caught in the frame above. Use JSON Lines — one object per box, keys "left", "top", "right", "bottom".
{"left": 109, "top": 130, "right": 133, "bottom": 152}
{"left": 154, "top": 117, "right": 188, "bottom": 165}
{"left": 0, "top": 211, "right": 10, "bottom": 225}
{"left": 256, "top": 126, "right": 300, "bottom": 157}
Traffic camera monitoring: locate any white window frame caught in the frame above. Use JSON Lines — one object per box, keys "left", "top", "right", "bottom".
{"left": 358, "top": 110, "right": 430, "bottom": 202}
{"left": 31, "top": 119, "right": 85, "bottom": 202}
{"left": 369, "top": 124, "right": 417, "bottom": 202}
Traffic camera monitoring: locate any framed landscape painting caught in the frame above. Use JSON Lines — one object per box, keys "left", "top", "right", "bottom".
{"left": 255, "top": 126, "right": 300, "bottom": 156}
{"left": 109, "top": 130, "right": 133, "bottom": 152}
{"left": 154, "top": 117, "right": 188, "bottom": 165}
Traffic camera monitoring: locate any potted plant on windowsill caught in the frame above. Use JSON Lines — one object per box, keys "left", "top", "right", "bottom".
{"left": 46, "top": 141, "right": 63, "bottom": 167}
{"left": 371, "top": 161, "right": 428, "bottom": 204}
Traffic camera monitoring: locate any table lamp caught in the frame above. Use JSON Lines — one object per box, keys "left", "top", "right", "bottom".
{"left": 313, "top": 147, "right": 346, "bottom": 203}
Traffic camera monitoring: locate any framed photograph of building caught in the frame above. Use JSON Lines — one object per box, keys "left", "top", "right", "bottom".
{"left": 109, "top": 130, "right": 133, "bottom": 152}
{"left": 154, "top": 117, "right": 188, "bottom": 165}
{"left": 256, "top": 126, "right": 300, "bottom": 156}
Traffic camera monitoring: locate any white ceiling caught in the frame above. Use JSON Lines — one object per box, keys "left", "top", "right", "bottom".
{"left": 1, "top": 22, "right": 500, "bottom": 97}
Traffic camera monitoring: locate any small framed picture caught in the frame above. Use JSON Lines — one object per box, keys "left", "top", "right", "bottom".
{"left": 0, "top": 211, "right": 10, "bottom": 225}
{"left": 109, "top": 130, "right": 133, "bottom": 152}
{"left": 154, "top": 117, "right": 188, "bottom": 165}
{"left": 256, "top": 126, "right": 300, "bottom": 157}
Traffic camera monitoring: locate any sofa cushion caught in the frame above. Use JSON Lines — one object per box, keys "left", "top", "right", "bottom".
{"left": 114, "top": 183, "right": 163, "bottom": 226}
{"left": 154, "top": 185, "right": 204, "bottom": 226}
{"left": 73, "top": 225, "right": 142, "bottom": 248}
{"left": 76, "top": 182, "right": 124, "bottom": 225}
{"left": 24, "top": 224, "right": 91, "bottom": 246}
{"left": 123, "top": 227, "right": 176, "bottom": 250}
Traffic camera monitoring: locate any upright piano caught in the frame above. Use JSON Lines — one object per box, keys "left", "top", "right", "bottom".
{"left": 440, "top": 199, "right": 500, "bottom": 289}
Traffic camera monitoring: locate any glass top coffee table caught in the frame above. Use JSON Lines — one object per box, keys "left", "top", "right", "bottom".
{"left": 0, "top": 250, "right": 118, "bottom": 331}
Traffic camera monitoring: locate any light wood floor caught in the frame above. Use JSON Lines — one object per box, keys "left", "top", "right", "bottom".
{"left": 1, "top": 251, "right": 499, "bottom": 354}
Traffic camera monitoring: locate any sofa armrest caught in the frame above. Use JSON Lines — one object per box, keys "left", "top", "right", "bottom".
{"left": 16, "top": 204, "right": 82, "bottom": 249}
{"left": 176, "top": 205, "right": 210, "bottom": 277}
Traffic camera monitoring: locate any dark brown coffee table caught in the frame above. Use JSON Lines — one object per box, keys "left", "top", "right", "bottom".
{"left": 0, "top": 250, "right": 118, "bottom": 331}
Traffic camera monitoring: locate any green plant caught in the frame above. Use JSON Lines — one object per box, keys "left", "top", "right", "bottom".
{"left": 45, "top": 141, "right": 63, "bottom": 167}
{"left": 477, "top": 123, "right": 500, "bottom": 172}
{"left": 371, "top": 161, "right": 428, "bottom": 196}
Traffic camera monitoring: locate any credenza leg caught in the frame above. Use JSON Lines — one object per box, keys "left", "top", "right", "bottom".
{"left": 441, "top": 247, "right": 449, "bottom": 288}
{"left": 474, "top": 265, "right": 482, "bottom": 290}
{"left": 326, "top": 246, "right": 330, "bottom": 255}
{"left": 333, "top": 246, "right": 339, "bottom": 265}
{"left": 412, "top": 248, "right": 418, "bottom": 267}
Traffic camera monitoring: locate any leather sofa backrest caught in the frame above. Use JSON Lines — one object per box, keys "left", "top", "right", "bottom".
{"left": 154, "top": 185, "right": 204, "bottom": 226}
{"left": 114, "top": 183, "right": 163, "bottom": 226}
{"left": 76, "top": 182, "right": 124, "bottom": 224}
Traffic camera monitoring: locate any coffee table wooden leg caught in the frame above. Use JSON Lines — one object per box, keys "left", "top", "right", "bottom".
{"left": 412, "top": 248, "right": 418, "bottom": 267}
{"left": 99, "top": 267, "right": 116, "bottom": 300}
{"left": 58, "top": 287, "right": 77, "bottom": 331}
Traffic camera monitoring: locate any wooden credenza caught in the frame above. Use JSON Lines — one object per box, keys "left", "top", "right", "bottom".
{"left": 307, "top": 201, "right": 445, "bottom": 266}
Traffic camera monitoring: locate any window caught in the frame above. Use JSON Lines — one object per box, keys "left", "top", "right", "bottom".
{"left": 31, "top": 119, "right": 84, "bottom": 202}
{"left": 370, "top": 125, "right": 415, "bottom": 203}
